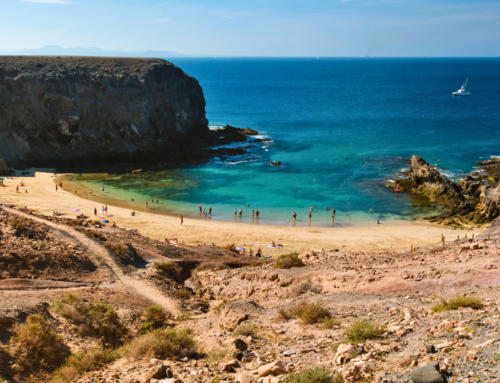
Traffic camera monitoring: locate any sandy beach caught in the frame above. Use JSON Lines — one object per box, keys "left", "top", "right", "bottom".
{"left": 0, "top": 170, "right": 482, "bottom": 256}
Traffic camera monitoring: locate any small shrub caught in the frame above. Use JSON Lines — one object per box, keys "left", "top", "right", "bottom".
{"left": 432, "top": 296, "right": 483, "bottom": 312}
{"left": 277, "top": 301, "right": 330, "bottom": 324}
{"left": 282, "top": 367, "right": 343, "bottom": 383}
{"left": 8, "top": 217, "right": 26, "bottom": 231}
{"left": 103, "top": 239, "right": 127, "bottom": 255}
{"left": 175, "top": 312, "right": 193, "bottom": 322}
{"left": 140, "top": 305, "right": 167, "bottom": 333}
{"left": 244, "top": 261, "right": 267, "bottom": 268}
{"left": 174, "top": 289, "right": 192, "bottom": 299}
{"left": 289, "top": 280, "right": 322, "bottom": 298}
{"left": 52, "top": 347, "right": 116, "bottom": 383}
{"left": 83, "top": 229, "right": 106, "bottom": 241}
{"left": 298, "top": 303, "right": 331, "bottom": 324}
{"left": 213, "top": 302, "right": 225, "bottom": 313}
{"left": 53, "top": 293, "right": 127, "bottom": 343}
{"left": 152, "top": 261, "right": 182, "bottom": 280}
{"left": 233, "top": 323, "right": 257, "bottom": 337}
{"left": 344, "top": 320, "right": 385, "bottom": 344}
{"left": 320, "top": 317, "right": 341, "bottom": 330}
{"left": 274, "top": 253, "right": 304, "bottom": 269}
{"left": 206, "top": 347, "right": 230, "bottom": 363}
{"left": 427, "top": 245, "right": 448, "bottom": 254}
{"left": 122, "top": 328, "right": 196, "bottom": 360}
{"left": 9, "top": 314, "right": 70, "bottom": 372}
{"left": 192, "top": 262, "right": 229, "bottom": 279}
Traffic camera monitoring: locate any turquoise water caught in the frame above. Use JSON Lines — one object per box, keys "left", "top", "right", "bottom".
{"left": 75, "top": 58, "right": 500, "bottom": 226}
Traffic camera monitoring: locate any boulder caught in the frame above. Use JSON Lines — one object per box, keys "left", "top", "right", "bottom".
{"left": 236, "top": 372, "right": 255, "bottom": 383}
{"left": 234, "top": 338, "right": 248, "bottom": 352}
{"left": 410, "top": 361, "right": 445, "bottom": 383}
{"left": 334, "top": 343, "right": 355, "bottom": 365}
{"left": 219, "top": 307, "right": 249, "bottom": 332}
{"left": 258, "top": 361, "right": 285, "bottom": 377}
{"left": 144, "top": 365, "right": 166, "bottom": 382}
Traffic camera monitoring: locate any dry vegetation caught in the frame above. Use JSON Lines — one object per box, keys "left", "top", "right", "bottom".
{"left": 431, "top": 296, "right": 483, "bottom": 312}
{"left": 275, "top": 252, "right": 304, "bottom": 269}
{"left": 121, "top": 328, "right": 196, "bottom": 360}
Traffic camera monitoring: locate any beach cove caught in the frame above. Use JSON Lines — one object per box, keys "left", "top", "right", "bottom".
{"left": 0, "top": 170, "right": 480, "bottom": 256}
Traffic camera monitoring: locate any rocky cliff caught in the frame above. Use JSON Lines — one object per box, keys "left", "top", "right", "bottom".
{"left": 0, "top": 56, "right": 209, "bottom": 169}
{"left": 390, "top": 155, "right": 500, "bottom": 227}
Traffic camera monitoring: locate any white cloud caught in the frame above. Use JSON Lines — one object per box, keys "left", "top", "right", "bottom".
{"left": 21, "top": 0, "right": 71, "bottom": 4}
{"left": 149, "top": 18, "right": 171, "bottom": 23}
{"left": 221, "top": 15, "right": 233, "bottom": 19}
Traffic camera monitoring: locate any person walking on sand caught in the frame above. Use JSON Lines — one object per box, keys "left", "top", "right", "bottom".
{"left": 94, "top": 207, "right": 97, "bottom": 217}
{"left": 102, "top": 186, "right": 104, "bottom": 192}
{"left": 105, "top": 205, "right": 108, "bottom": 216}
{"left": 89, "top": 190, "right": 92, "bottom": 196}
{"left": 60, "top": 181, "right": 63, "bottom": 188}
{"left": 101, "top": 206, "right": 105, "bottom": 216}
{"left": 55, "top": 185, "right": 58, "bottom": 192}
{"left": 180, "top": 215, "right": 184, "bottom": 225}
{"left": 16, "top": 185, "right": 19, "bottom": 193}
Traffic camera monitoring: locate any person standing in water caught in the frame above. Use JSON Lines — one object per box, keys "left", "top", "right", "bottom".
{"left": 256, "top": 210, "right": 260, "bottom": 218}
{"left": 199, "top": 204, "right": 202, "bottom": 212}
{"left": 234, "top": 208, "right": 237, "bottom": 216}
{"left": 239, "top": 209, "right": 242, "bottom": 217}
{"left": 292, "top": 212, "right": 297, "bottom": 220}
{"left": 209, "top": 207, "right": 212, "bottom": 215}
{"left": 252, "top": 210, "right": 255, "bottom": 217}
{"left": 180, "top": 215, "right": 184, "bottom": 225}
{"left": 156, "top": 198, "right": 159, "bottom": 203}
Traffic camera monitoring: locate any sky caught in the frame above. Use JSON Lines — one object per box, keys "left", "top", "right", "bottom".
{"left": 1, "top": 0, "right": 500, "bottom": 57}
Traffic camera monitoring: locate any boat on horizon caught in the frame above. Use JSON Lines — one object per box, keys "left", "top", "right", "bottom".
{"left": 452, "top": 78, "right": 471, "bottom": 96}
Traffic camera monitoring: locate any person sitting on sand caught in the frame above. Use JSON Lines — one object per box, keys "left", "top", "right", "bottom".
{"left": 241, "top": 249, "right": 246, "bottom": 255}
{"left": 131, "top": 211, "right": 136, "bottom": 216}
{"left": 256, "top": 247, "right": 262, "bottom": 257}
{"left": 271, "top": 241, "right": 276, "bottom": 247}
{"left": 112, "top": 222, "right": 116, "bottom": 227}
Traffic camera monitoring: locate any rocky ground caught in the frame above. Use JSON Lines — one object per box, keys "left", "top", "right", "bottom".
{"left": 1, "top": 206, "right": 500, "bottom": 383}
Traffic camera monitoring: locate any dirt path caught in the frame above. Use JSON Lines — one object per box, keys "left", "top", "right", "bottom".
{"left": 4, "top": 208, "right": 181, "bottom": 315}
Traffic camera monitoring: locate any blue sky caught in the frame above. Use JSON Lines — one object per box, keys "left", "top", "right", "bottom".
{"left": 2, "top": 0, "right": 500, "bottom": 56}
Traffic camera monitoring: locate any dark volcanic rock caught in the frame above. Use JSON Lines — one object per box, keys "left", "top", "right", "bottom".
{"left": 410, "top": 361, "right": 445, "bottom": 383}
{"left": 0, "top": 56, "right": 208, "bottom": 169}
{"left": 0, "top": 158, "right": 7, "bottom": 175}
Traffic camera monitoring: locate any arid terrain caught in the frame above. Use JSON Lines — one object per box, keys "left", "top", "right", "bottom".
{"left": 1, "top": 204, "right": 499, "bottom": 383}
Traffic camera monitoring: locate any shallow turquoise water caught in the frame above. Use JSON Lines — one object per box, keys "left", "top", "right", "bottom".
{"left": 75, "top": 58, "right": 500, "bottom": 226}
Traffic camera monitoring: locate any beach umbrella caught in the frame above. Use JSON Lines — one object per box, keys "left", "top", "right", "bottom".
{"left": 103, "top": 220, "right": 110, "bottom": 223}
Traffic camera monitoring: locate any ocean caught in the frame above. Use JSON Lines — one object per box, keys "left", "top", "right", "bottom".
{"left": 74, "top": 58, "right": 500, "bottom": 226}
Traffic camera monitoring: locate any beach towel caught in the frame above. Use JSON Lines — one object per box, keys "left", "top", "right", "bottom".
{"left": 267, "top": 245, "right": 283, "bottom": 248}
{"left": 71, "top": 209, "right": 80, "bottom": 212}
{"left": 102, "top": 220, "right": 109, "bottom": 223}
{"left": 235, "top": 247, "right": 245, "bottom": 251}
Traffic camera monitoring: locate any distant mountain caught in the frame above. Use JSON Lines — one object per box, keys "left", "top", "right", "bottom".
{"left": 0, "top": 45, "right": 185, "bottom": 58}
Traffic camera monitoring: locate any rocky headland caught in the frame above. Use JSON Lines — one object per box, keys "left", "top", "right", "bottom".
{"left": 389, "top": 155, "right": 500, "bottom": 228}
{"left": 0, "top": 56, "right": 256, "bottom": 172}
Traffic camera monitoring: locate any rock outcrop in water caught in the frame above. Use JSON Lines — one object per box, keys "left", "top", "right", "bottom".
{"left": 0, "top": 56, "right": 211, "bottom": 169}
{"left": 390, "top": 155, "right": 500, "bottom": 227}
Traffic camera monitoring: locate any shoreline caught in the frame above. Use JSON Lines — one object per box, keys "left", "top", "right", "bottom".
{"left": 1, "top": 169, "right": 484, "bottom": 255}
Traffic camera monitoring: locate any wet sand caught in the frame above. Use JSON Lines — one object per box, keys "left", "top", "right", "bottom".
{"left": 0, "top": 170, "right": 482, "bottom": 256}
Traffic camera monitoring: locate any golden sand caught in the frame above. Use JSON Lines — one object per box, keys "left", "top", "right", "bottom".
{"left": 1, "top": 170, "right": 481, "bottom": 256}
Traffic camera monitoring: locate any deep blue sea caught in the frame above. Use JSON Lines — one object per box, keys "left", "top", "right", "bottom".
{"left": 75, "top": 58, "right": 500, "bottom": 226}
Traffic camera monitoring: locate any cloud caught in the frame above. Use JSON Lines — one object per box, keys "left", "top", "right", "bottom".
{"left": 149, "top": 18, "right": 171, "bottom": 23}
{"left": 21, "top": 0, "right": 71, "bottom": 4}
{"left": 221, "top": 15, "right": 233, "bottom": 19}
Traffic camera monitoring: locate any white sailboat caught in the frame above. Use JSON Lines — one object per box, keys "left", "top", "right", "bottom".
{"left": 452, "top": 78, "right": 471, "bottom": 96}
